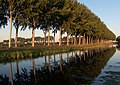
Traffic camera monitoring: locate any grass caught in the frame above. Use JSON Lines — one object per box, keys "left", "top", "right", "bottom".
{"left": 0, "top": 43, "right": 113, "bottom": 63}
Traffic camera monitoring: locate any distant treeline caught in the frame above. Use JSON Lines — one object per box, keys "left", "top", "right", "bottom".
{"left": 116, "top": 36, "right": 120, "bottom": 45}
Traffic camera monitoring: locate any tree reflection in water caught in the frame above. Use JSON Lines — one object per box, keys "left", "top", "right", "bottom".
{"left": 0, "top": 47, "right": 116, "bottom": 85}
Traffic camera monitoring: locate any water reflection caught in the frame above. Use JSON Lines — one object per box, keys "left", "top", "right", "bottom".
{"left": 0, "top": 47, "right": 116, "bottom": 85}
{"left": 92, "top": 47, "right": 120, "bottom": 85}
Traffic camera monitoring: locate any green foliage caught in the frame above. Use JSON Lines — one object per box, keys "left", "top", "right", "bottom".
{"left": 0, "top": 0, "right": 8, "bottom": 28}
{"left": 0, "top": 0, "right": 115, "bottom": 47}
{"left": 116, "top": 36, "right": 120, "bottom": 44}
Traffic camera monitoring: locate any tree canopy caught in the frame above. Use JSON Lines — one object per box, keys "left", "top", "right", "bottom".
{"left": 0, "top": 0, "right": 116, "bottom": 47}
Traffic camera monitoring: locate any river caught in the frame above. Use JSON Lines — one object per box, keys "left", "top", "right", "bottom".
{"left": 0, "top": 46, "right": 120, "bottom": 85}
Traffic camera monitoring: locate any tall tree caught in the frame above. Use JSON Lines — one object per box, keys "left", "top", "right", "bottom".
{"left": 55, "top": 0, "right": 72, "bottom": 46}
{"left": 0, "top": 0, "right": 8, "bottom": 28}
{"left": 23, "top": 0, "right": 41, "bottom": 47}
{"left": 3, "top": 0, "right": 26, "bottom": 48}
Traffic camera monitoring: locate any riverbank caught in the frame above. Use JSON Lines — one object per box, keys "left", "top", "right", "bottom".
{"left": 0, "top": 43, "right": 113, "bottom": 63}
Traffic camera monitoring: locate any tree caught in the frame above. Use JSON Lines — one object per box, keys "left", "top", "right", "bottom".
{"left": 13, "top": 1, "right": 27, "bottom": 47}
{"left": 0, "top": 0, "right": 115, "bottom": 47}
{"left": 116, "top": 36, "right": 120, "bottom": 44}
{"left": 55, "top": 0, "right": 72, "bottom": 46}
{"left": 2, "top": 0, "right": 26, "bottom": 48}
{"left": 22, "top": 0, "right": 41, "bottom": 47}
{"left": 0, "top": 0, "right": 8, "bottom": 28}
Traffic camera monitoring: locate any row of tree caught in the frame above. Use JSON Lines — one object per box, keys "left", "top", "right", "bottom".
{"left": 0, "top": 0, "right": 115, "bottom": 48}
{"left": 116, "top": 36, "right": 120, "bottom": 45}
{"left": 2, "top": 36, "right": 54, "bottom": 44}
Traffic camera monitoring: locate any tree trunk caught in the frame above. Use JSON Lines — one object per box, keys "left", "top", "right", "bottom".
{"left": 99, "top": 38, "right": 101, "bottom": 43}
{"left": 15, "top": 27, "right": 18, "bottom": 47}
{"left": 32, "top": 28, "right": 35, "bottom": 47}
{"left": 83, "top": 33, "right": 85, "bottom": 44}
{"left": 53, "top": 31, "right": 55, "bottom": 46}
{"left": 72, "top": 35, "right": 73, "bottom": 45}
{"left": 44, "top": 30, "right": 46, "bottom": 46}
{"left": 91, "top": 36, "right": 93, "bottom": 44}
{"left": 67, "top": 33, "right": 69, "bottom": 46}
{"left": 9, "top": 10, "right": 12, "bottom": 48}
{"left": 89, "top": 36, "right": 91, "bottom": 44}
{"left": 32, "top": 19, "right": 35, "bottom": 47}
{"left": 74, "top": 36, "right": 76, "bottom": 45}
{"left": 97, "top": 38, "right": 100, "bottom": 44}
{"left": 48, "top": 26, "right": 50, "bottom": 46}
{"left": 59, "top": 26, "right": 62, "bottom": 46}
{"left": 86, "top": 35, "right": 89, "bottom": 44}
{"left": 74, "top": 33, "right": 77, "bottom": 45}
{"left": 79, "top": 36, "right": 81, "bottom": 45}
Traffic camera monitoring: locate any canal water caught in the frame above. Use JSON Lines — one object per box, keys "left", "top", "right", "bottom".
{"left": 0, "top": 46, "right": 120, "bottom": 85}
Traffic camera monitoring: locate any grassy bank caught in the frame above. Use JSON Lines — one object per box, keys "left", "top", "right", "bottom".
{"left": 0, "top": 43, "right": 113, "bottom": 63}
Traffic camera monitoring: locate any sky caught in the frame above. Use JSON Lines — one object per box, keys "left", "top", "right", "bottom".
{"left": 0, "top": 0, "right": 120, "bottom": 42}
{"left": 78, "top": 0, "right": 120, "bottom": 36}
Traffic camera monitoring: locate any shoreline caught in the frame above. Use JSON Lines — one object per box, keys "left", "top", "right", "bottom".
{"left": 0, "top": 43, "right": 114, "bottom": 63}
{"left": 0, "top": 43, "right": 113, "bottom": 52}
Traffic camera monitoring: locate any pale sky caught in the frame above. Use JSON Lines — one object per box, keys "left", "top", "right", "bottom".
{"left": 0, "top": 0, "right": 120, "bottom": 42}
{"left": 78, "top": 0, "right": 120, "bottom": 37}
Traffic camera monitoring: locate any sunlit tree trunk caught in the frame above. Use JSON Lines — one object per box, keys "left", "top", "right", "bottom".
{"left": 86, "top": 35, "right": 89, "bottom": 44}
{"left": 59, "top": 26, "right": 62, "bottom": 46}
{"left": 32, "top": 19, "right": 35, "bottom": 47}
{"left": 97, "top": 38, "right": 100, "bottom": 44}
{"left": 91, "top": 36, "right": 93, "bottom": 44}
{"left": 44, "top": 30, "right": 46, "bottom": 46}
{"left": 89, "top": 36, "right": 91, "bottom": 44}
{"left": 74, "top": 33, "right": 77, "bottom": 45}
{"left": 78, "top": 36, "right": 81, "bottom": 45}
{"left": 67, "top": 33, "right": 69, "bottom": 46}
{"left": 32, "top": 28, "right": 35, "bottom": 47}
{"left": 99, "top": 38, "right": 101, "bottom": 43}
{"left": 15, "top": 27, "right": 18, "bottom": 47}
{"left": 82, "top": 33, "right": 85, "bottom": 44}
{"left": 9, "top": 10, "right": 12, "bottom": 48}
{"left": 48, "top": 26, "right": 50, "bottom": 46}
{"left": 53, "top": 31, "right": 55, "bottom": 46}
{"left": 71, "top": 35, "right": 73, "bottom": 45}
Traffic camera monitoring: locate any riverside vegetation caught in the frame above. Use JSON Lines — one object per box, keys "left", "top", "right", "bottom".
{"left": 0, "top": 45, "right": 116, "bottom": 85}
{"left": 0, "top": 43, "right": 113, "bottom": 63}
